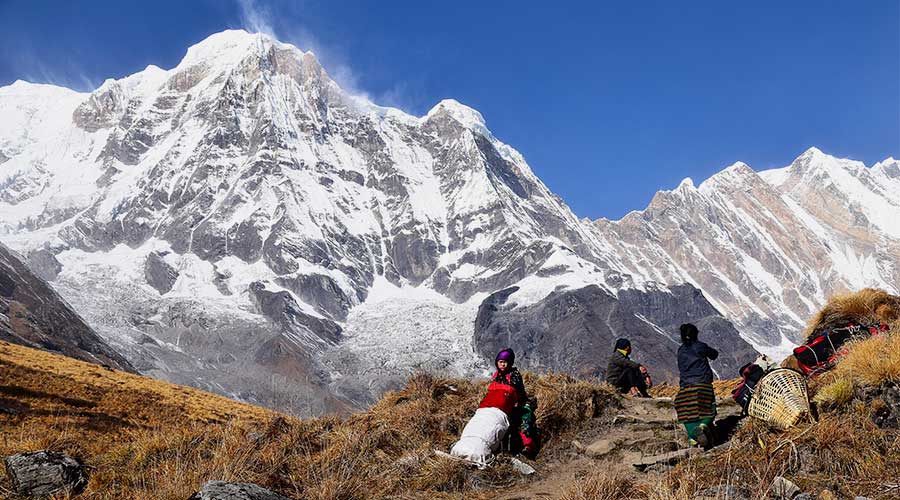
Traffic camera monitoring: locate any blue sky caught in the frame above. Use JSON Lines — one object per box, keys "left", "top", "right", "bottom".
{"left": 1, "top": 1, "right": 897, "bottom": 219}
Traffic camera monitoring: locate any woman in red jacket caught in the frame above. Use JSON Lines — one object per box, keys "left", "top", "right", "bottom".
{"left": 479, "top": 349, "right": 527, "bottom": 412}
{"left": 478, "top": 349, "right": 536, "bottom": 456}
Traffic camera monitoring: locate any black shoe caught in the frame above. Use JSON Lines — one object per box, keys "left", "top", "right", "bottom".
{"left": 695, "top": 423, "right": 713, "bottom": 449}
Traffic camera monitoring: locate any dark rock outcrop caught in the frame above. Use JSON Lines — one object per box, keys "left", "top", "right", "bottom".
{"left": 188, "top": 481, "right": 294, "bottom": 500}
{"left": 4, "top": 451, "right": 88, "bottom": 498}
{"left": 0, "top": 242, "right": 134, "bottom": 372}
{"left": 473, "top": 284, "right": 758, "bottom": 382}
{"left": 144, "top": 251, "right": 179, "bottom": 294}
{"left": 248, "top": 281, "right": 342, "bottom": 346}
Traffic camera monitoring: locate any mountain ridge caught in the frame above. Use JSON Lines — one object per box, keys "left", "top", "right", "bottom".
{"left": 0, "top": 29, "right": 896, "bottom": 413}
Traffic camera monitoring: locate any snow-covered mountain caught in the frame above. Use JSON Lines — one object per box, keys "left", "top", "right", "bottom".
{"left": 589, "top": 148, "right": 900, "bottom": 353}
{"left": 0, "top": 30, "right": 895, "bottom": 412}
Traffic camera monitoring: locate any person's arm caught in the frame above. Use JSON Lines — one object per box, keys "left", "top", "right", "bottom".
{"left": 624, "top": 356, "right": 643, "bottom": 371}
{"left": 702, "top": 342, "right": 719, "bottom": 360}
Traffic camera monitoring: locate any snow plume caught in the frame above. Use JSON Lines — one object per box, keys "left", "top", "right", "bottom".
{"left": 8, "top": 46, "right": 98, "bottom": 92}
{"left": 235, "top": 0, "right": 418, "bottom": 113}
{"left": 237, "top": 0, "right": 276, "bottom": 37}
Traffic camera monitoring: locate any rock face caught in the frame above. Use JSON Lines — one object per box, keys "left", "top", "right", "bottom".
{"left": 4, "top": 451, "right": 89, "bottom": 498}
{"left": 474, "top": 284, "right": 757, "bottom": 382}
{"left": 0, "top": 242, "right": 134, "bottom": 371}
{"left": 144, "top": 251, "right": 179, "bottom": 294}
{"left": 189, "top": 481, "right": 294, "bottom": 500}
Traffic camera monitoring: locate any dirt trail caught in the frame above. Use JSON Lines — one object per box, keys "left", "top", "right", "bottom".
{"left": 494, "top": 395, "right": 742, "bottom": 500}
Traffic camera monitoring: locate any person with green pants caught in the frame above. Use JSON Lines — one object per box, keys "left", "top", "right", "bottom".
{"left": 674, "top": 323, "right": 719, "bottom": 448}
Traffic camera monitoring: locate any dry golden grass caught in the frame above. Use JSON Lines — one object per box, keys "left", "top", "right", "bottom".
{"left": 0, "top": 340, "right": 276, "bottom": 441}
{"left": 556, "top": 469, "right": 646, "bottom": 500}
{"left": 805, "top": 289, "right": 900, "bottom": 408}
{"left": 0, "top": 342, "right": 616, "bottom": 499}
{"left": 803, "top": 287, "right": 900, "bottom": 341}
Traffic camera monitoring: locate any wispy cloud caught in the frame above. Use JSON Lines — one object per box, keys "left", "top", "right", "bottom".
{"left": 14, "top": 53, "right": 99, "bottom": 92}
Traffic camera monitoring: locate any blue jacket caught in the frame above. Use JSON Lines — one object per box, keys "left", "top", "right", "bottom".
{"left": 677, "top": 340, "right": 718, "bottom": 387}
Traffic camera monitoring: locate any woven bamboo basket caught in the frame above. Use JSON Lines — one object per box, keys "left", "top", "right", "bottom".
{"left": 747, "top": 368, "right": 810, "bottom": 430}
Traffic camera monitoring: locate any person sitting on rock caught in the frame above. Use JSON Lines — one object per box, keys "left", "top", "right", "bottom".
{"left": 605, "top": 338, "right": 651, "bottom": 397}
{"left": 674, "top": 323, "right": 719, "bottom": 448}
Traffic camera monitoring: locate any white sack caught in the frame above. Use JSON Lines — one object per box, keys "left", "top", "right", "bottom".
{"left": 450, "top": 407, "right": 509, "bottom": 466}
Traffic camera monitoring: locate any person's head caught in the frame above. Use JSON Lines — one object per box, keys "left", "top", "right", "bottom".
{"left": 680, "top": 323, "right": 699, "bottom": 344}
{"left": 614, "top": 338, "right": 631, "bottom": 354}
{"left": 496, "top": 348, "right": 515, "bottom": 372}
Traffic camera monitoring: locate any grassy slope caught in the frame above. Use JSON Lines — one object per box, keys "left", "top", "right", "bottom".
{"left": 2, "top": 288, "right": 898, "bottom": 500}
{"left": 0, "top": 340, "right": 616, "bottom": 499}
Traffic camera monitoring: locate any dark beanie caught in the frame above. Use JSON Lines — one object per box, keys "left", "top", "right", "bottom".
{"left": 496, "top": 348, "right": 515, "bottom": 365}
{"left": 614, "top": 338, "right": 631, "bottom": 351}
{"left": 680, "top": 323, "right": 699, "bottom": 343}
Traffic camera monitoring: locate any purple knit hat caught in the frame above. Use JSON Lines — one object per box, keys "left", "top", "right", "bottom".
{"left": 495, "top": 348, "right": 515, "bottom": 365}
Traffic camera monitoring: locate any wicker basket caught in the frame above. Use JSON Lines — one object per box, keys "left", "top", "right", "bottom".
{"left": 747, "top": 368, "right": 810, "bottom": 430}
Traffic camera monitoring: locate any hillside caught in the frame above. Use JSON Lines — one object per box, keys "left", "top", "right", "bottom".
{"left": 2, "top": 289, "right": 898, "bottom": 499}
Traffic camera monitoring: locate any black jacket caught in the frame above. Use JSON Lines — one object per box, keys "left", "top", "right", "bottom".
{"left": 606, "top": 351, "right": 641, "bottom": 387}
{"left": 677, "top": 340, "right": 718, "bottom": 387}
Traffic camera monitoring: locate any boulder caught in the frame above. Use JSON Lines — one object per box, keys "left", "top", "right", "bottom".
{"left": 4, "top": 451, "right": 88, "bottom": 498}
{"left": 188, "top": 481, "right": 294, "bottom": 500}
{"left": 770, "top": 476, "right": 801, "bottom": 499}
{"left": 584, "top": 437, "right": 621, "bottom": 458}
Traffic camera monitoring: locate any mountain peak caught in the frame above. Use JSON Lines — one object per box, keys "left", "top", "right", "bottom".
{"left": 178, "top": 29, "right": 309, "bottom": 70}
{"left": 424, "top": 99, "right": 489, "bottom": 134}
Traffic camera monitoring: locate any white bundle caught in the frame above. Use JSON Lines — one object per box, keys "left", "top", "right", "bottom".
{"left": 754, "top": 354, "right": 778, "bottom": 372}
{"left": 450, "top": 407, "right": 510, "bottom": 467}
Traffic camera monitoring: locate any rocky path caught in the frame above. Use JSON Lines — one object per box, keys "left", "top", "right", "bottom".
{"left": 495, "top": 395, "right": 743, "bottom": 500}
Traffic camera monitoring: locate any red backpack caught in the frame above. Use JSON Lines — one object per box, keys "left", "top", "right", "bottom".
{"left": 478, "top": 380, "right": 518, "bottom": 415}
{"left": 793, "top": 323, "right": 889, "bottom": 376}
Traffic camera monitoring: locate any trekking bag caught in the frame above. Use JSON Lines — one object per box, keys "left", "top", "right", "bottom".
{"left": 793, "top": 323, "right": 889, "bottom": 376}
{"left": 731, "top": 362, "right": 766, "bottom": 411}
{"left": 450, "top": 407, "right": 510, "bottom": 467}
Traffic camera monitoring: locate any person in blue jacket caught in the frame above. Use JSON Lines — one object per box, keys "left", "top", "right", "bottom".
{"left": 674, "top": 323, "right": 719, "bottom": 448}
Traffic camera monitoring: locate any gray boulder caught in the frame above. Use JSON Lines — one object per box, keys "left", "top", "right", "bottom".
{"left": 189, "top": 481, "right": 294, "bottom": 500}
{"left": 770, "top": 476, "right": 801, "bottom": 499}
{"left": 4, "top": 451, "right": 88, "bottom": 498}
